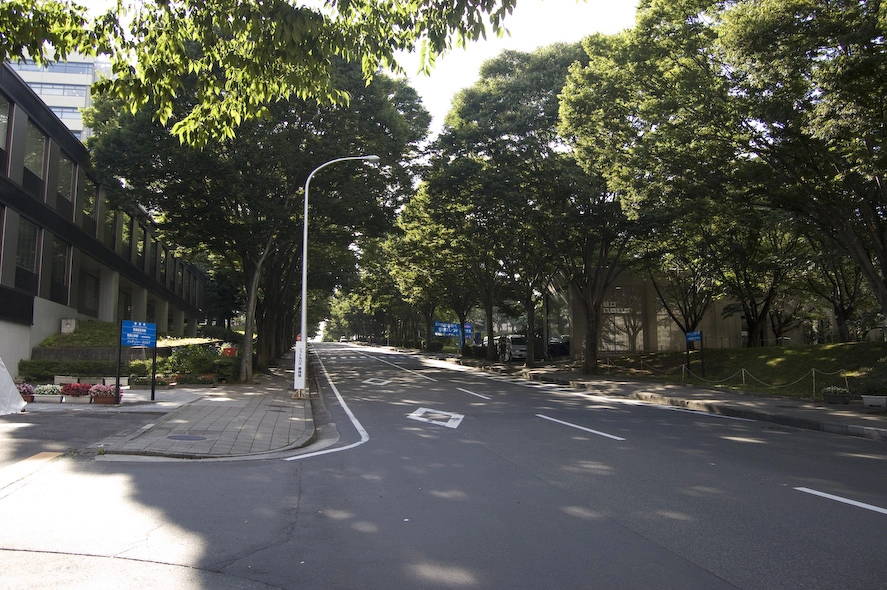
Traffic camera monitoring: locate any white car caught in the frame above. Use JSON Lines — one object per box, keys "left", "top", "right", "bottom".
{"left": 504, "top": 335, "right": 527, "bottom": 361}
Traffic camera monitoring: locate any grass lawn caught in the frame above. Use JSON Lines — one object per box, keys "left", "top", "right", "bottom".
{"left": 604, "top": 341, "right": 887, "bottom": 399}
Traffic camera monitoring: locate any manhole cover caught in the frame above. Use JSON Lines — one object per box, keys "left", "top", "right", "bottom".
{"left": 167, "top": 435, "right": 207, "bottom": 441}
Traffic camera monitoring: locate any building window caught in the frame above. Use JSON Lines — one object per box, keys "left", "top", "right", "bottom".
{"left": 15, "top": 217, "right": 39, "bottom": 293}
{"left": 80, "top": 175, "right": 97, "bottom": 235}
{"left": 29, "top": 83, "right": 88, "bottom": 98}
{"left": 78, "top": 269, "right": 99, "bottom": 317}
{"left": 49, "top": 107, "right": 83, "bottom": 120}
{"left": 135, "top": 223, "right": 145, "bottom": 268}
{"left": 102, "top": 202, "right": 116, "bottom": 250}
{"left": 49, "top": 236, "right": 70, "bottom": 304}
{"left": 13, "top": 60, "right": 95, "bottom": 75}
{"left": 56, "top": 153, "right": 75, "bottom": 218}
{"left": 0, "top": 93, "right": 8, "bottom": 174}
{"left": 148, "top": 236, "right": 158, "bottom": 277}
{"left": 121, "top": 212, "right": 131, "bottom": 258}
{"left": 159, "top": 247, "right": 168, "bottom": 284}
{"left": 23, "top": 119, "right": 46, "bottom": 196}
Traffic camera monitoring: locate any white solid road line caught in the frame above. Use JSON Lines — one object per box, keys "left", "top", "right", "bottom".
{"left": 457, "top": 387, "right": 491, "bottom": 400}
{"left": 284, "top": 355, "right": 369, "bottom": 462}
{"left": 536, "top": 414, "right": 626, "bottom": 441}
{"left": 795, "top": 487, "right": 887, "bottom": 516}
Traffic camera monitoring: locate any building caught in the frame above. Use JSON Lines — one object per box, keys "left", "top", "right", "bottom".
{"left": 0, "top": 63, "right": 205, "bottom": 378}
{"left": 7, "top": 55, "right": 108, "bottom": 141}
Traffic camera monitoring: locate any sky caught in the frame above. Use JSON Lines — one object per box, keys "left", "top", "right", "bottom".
{"left": 82, "top": 0, "right": 639, "bottom": 135}
{"left": 396, "top": 0, "right": 639, "bottom": 133}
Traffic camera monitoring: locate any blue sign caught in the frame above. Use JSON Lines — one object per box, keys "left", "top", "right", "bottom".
{"left": 121, "top": 321, "right": 157, "bottom": 347}
{"left": 433, "top": 322, "right": 472, "bottom": 338}
{"left": 686, "top": 331, "right": 702, "bottom": 342}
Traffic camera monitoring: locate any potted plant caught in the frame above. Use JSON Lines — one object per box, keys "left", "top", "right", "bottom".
{"left": 61, "top": 382, "right": 92, "bottom": 403}
{"left": 89, "top": 384, "right": 121, "bottom": 405}
{"left": 34, "top": 384, "right": 63, "bottom": 403}
{"left": 16, "top": 383, "right": 35, "bottom": 402}
{"left": 821, "top": 386, "right": 851, "bottom": 404}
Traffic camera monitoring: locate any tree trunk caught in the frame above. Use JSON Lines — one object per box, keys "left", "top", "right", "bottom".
{"left": 524, "top": 295, "right": 536, "bottom": 368}
{"left": 239, "top": 257, "right": 263, "bottom": 382}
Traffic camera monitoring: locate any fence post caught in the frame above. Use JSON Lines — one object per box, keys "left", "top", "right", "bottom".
{"left": 812, "top": 369, "right": 816, "bottom": 400}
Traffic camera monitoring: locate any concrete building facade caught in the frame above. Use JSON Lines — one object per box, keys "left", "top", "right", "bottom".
{"left": 0, "top": 63, "right": 204, "bottom": 378}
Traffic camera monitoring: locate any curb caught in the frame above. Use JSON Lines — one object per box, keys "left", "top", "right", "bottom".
{"left": 517, "top": 369, "right": 887, "bottom": 443}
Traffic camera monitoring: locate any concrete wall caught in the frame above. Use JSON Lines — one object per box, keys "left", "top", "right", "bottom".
{"left": 0, "top": 320, "right": 32, "bottom": 379}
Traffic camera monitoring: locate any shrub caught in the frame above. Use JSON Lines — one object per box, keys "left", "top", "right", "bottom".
{"left": 821, "top": 386, "right": 849, "bottom": 395}
{"left": 174, "top": 373, "right": 214, "bottom": 385}
{"left": 165, "top": 345, "right": 218, "bottom": 375}
{"left": 426, "top": 341, "right": 444, "bottom": 353}
{"left": 18, "top": 360, "right": 128, "bottom": 382}
{"left": 129, "top": 359, "right": 153, "bottom": 377}
{"left": 61, "top": 383, "right": 92, "bottom": 397}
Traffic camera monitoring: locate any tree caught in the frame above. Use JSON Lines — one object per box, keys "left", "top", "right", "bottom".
{"left": 427, "top": 44, "right": 587, "bottom": 365}
{"left": 717, "top": 0, "right": 887, "bottom": 317}
{"left": 5, "top": 0, "right": 518, "bottom": 145}
{"left": 87, "top": 63, "right": 427, "bottom": 381}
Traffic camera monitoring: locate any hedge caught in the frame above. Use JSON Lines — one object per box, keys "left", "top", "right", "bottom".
{"left": 18, "top": 359, "right": 129, "bottom": 382}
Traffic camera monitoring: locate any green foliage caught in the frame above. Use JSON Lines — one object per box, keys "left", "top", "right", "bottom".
{"left": 5, "top": 0, "right": 517, "bottom": 145}
{"left": 38, "top": 321, "right": 118, "bottom": 348}
{"left": 18, "top": 360, "right": 127, "bottom": 382}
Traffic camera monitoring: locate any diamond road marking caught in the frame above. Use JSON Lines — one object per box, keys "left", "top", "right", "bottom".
{"left": 407, "top": 407, "right": 464, "bottom": 429}
{"left": 363, "top": 378, "right": 392, "bottom": 386}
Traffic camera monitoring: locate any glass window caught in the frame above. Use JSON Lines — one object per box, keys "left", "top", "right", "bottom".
{"left": 15, "top": 218, "right": 39, "bottom": 273}
{"left": 78, "top": 270, "right": 99, "bottom": 316}
{"left": 121, "top": 212, "right": 131, "bottom": 257}
{"left": 24, "top": 120, "right": 46, "bottom": 180}
{"left": 135, "top": 223, "right": 145, "bottom": 267}
{"left": 49, "top": 236, "right": 70, "bottom": 304}
{"left": 102, "top": 203, "right": 116, "bottom": 250}
{"left": 81, "top": 176, "right": 96, "bottom": 218}
{"left": 57, "top": 154, "right": 74, "bottom": 202}
{"left": 0, "top": 93, "right": 8, "bottom": 152}
{"left": 15, "top": 217, "right": 39, "bottom": 293}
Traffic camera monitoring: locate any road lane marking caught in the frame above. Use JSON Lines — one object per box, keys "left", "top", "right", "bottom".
{"left": 408, "top": 408, "right": 464, "bottom": 429}
{"left": 284, "top": 354, "right": 369, "bottom": 462}
{"left": 536, "top": 414, "right": 626, "bottom": 441}
{"left": 794, "top": 487, "right": 887, "bottom": 516}
{"left": 457, "top": 388, "right": 491, "bottom": 400}
{"left": 364, "top": 354, "right": 438, "bottom": 382}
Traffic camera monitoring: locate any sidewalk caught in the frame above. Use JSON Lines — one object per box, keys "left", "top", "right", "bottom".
{"left": 89, "top": 367, "right": 314, "bottom": 460}
{"left": 456, "top": 358, "right": 887, "bottom": 442}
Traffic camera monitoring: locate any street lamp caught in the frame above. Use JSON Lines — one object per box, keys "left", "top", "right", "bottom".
{"left": 293, "top": 154, "right": 380, "bottom": 393}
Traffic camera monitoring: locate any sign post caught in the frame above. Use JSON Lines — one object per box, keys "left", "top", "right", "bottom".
{"left": 293, "top": 334, "right": 306, "bottom": 394}
{"left": 685, "top": 330, "right": 703, "bottom": 377}
{"left": 119, "top": 321, "right": 158, "bottom": 402}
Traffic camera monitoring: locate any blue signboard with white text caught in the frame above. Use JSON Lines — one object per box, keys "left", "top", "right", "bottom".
{"left": 121, "top": 320, "right": 157, "bottom": 347}
{"left": 433, "top": 321, "right": 472, "bottom": 338}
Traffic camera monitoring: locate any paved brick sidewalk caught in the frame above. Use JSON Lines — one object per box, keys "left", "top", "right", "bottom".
{"left": 96, "top": 369, "right": 314, "bottom": 460}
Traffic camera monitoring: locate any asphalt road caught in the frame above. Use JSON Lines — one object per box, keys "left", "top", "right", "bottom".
{"left": 1, "top": 341, "right": 886, "bottom": 589}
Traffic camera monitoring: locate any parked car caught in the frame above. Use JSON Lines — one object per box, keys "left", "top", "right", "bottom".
{"left": 504, "top": 335, "right": 527, "bottom": 361}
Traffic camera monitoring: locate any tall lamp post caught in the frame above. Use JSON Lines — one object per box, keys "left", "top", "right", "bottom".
{"left": 294, "top": 154, "right": 380, "bottom": 393}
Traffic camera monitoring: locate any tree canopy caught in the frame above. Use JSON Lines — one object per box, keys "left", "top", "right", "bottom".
{"left": 3, "top": 0, "right": 518, "bottom": 145}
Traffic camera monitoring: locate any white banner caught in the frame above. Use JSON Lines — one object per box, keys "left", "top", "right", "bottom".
{"left": 293, "top": 342, "right": 306, "bottom": 390}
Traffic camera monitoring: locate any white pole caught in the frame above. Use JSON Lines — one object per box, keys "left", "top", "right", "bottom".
{"left": 294, "top": 154, "right": 380, "bottom": 392}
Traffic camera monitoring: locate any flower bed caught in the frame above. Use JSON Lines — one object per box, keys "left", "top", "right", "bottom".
{"left": 61, "top": 382, "right": 92, "bottom": 397}
{"left": 89, "top": 384, "right": 122, "bottom": 399}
